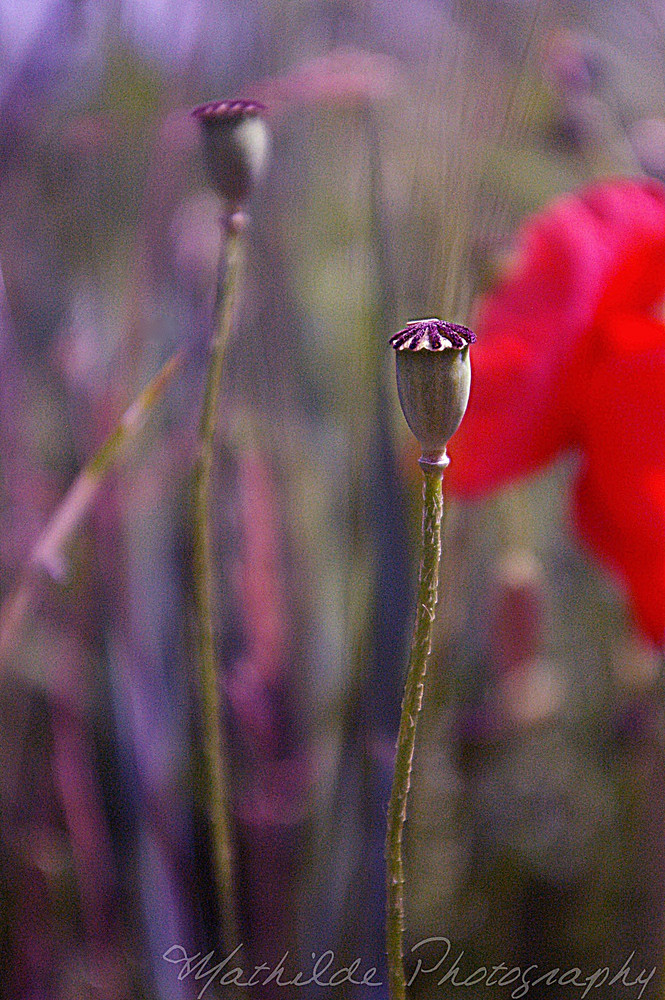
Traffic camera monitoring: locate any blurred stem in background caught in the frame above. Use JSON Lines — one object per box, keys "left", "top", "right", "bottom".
{"left": 191, "top": 210, "right": 244, "bottom": 952}
{"left": 170, "top": 96, "right": 269, "bottom": 954}
{"left": 0, "top": 351, "right": 183, "bottom": 668}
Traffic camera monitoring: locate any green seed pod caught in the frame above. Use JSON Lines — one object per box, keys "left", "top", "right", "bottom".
{"left": 191, "top": 100, "right": 270, "bottom": 208}
{"left": 390, "top": 318, "right": 475, "bottom": 468}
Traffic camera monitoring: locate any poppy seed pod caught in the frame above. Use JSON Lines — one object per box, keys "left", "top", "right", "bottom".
{"left": 390, "top": 319, "right": 475, "bottom": 468}
{"left": 191, "top": 99, "right": 269, "bottom": 207}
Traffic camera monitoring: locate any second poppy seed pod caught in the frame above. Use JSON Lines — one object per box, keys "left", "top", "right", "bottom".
{"left": 191, "top": 99, "right": 270, "bottom": 208}
{"left": 390, "top": 319, "right": 475, "bottom": 468}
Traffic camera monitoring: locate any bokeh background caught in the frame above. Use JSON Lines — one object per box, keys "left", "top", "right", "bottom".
{"left": 1, "top": 0, "right": 665, "bottom": 997}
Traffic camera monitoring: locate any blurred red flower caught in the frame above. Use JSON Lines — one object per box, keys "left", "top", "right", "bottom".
{"left": 448, "top": 178, "right": 665, "bottom": 644}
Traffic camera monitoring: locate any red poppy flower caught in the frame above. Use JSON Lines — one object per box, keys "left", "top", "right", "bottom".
{"left": 447, "top": 178, "right": 665, "bottom": 645}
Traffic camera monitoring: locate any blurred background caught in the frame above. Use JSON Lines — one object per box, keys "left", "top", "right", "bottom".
{"left": 1, "top": 0, "right": 665, "bottom": 997}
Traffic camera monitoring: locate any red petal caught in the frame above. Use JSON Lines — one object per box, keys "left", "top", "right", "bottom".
{"left": 573, "top": 323, "right": 665, "bottom": 644}
{"left": 448, "top": 178, "right": 665, "bottom": 496}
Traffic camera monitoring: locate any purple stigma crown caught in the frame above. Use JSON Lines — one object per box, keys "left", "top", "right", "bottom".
{"left": 390, "top": 318, "right": 476, "bottom": 352}
{"left": 191, "top": 99, "right": 267, "bottom": 124}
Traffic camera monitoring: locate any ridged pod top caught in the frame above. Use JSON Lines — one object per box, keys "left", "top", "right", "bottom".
{"left": 390, "top": 318, "right": 476, "bottom": 352}
{"left": 191, "top": 99, "right": 267, "bottom": 124}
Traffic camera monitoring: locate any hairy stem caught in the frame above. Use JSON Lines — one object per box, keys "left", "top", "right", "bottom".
{"left": 191, "top": 213, "right": 244, "bottom": 950}
{"left": 385, "top": 465, "right": 444, "bottom": 1000}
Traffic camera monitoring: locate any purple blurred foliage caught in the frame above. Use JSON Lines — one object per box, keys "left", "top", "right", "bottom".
{"left": 4, "top": 695, "right": 60, "bottom": 1000}
{"left": 0, "top": 4, "right": 203, "bottom": 993}
{"left": 0, "top": 265, "right": 52, "bottom": 573}
{"left": 458, "top": 552, "right": 558, "bottom": 744}
{"left": 50, "top": 700, "right": 129, "bottom": 1000}
{"left": 228, "top": 447, "right": 310, "bottom": 976}
{"left": 93, "top": 432, "right": 201, "bottom": 1000}
{"left": 0, "top": 0, "right": 107, "bottom": 127}
{"left": 490, "top": 552, "right": 547, "bottom": 678}
{"left": 3, "top": 0, "right": 662, "bottom": 995}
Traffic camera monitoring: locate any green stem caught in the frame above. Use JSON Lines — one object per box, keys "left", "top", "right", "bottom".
{"left": 192, "top": 214, "right": 243, "bottom": 950}
{"left": 0, "top": 350, "right": 183, "bottom": 666}
{"left": 385, "top": 464, "right": 445, "bottom": 1000}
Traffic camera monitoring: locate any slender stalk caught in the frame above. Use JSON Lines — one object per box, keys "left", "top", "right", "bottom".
{"left": 385, "top": 464, "right": 445, "bottom": 1000}
{"left": 191, "top": 211, "right": 244, "bottom": 950}
{"left": 0, "top": 350, "right": 183, "bottom": 666}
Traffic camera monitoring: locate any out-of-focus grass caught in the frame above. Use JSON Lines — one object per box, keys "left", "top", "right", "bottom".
{"left": 1, "top": 1, "right": 665, "bottom": 997}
